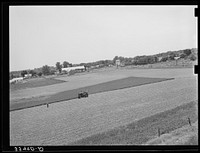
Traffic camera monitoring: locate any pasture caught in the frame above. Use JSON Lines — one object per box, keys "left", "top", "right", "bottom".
{"left": 10, "top": 68, "right": 198, "bottom": 145}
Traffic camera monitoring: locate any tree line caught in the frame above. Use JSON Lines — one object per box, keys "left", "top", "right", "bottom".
{"left": 10, "top": 48, "right": 197, "bottom": 79}
{"left": 113, "top": 48, "right": 197, "bottom": 66}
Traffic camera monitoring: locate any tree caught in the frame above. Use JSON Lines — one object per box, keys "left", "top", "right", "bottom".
{"left": 183, "top": 49, "right": 192, "bottom": 56}
{"left": 188, "top": 54, "right": 197, "bottom": 61}
{"left": 21, "top": 70, "right": 27, "bottom": 77}
{"left": 29, "top": 70, "right": 37, "bottom": 76}
{"left": 37, "top": 72, "right": 42, "bottom": 77}
{"left": 42, "top": 65, "right": 51, "bottom": 75}
{"left": 180, "top": 53, "right": 187, "bottom": 59}
{"left": 168, "top": 52, "right": 175, "bottom": 60}
{"left": 56, "top": 62, "right": 62, "bottom": 73}
{"left": 10, "top": 74, "right": 14, "bottom": 80}
{"left": 63, "top": 61, "right": 69, "bottom": 68}
{"left": 160, "top": 57, "right": 168, "bottom": 62}
{"left": 113, "top": 56, "right": 119, "bottom": 63}
{"left": 168, "top": 55, "right": 175, "bottom": 60}
{"left": 154, "top": 56, "right": 158, "bottom": 63}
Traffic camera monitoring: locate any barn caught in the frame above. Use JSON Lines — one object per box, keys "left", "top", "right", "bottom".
{"left": 62, "top": 66, "right": 85, "bottom": 74}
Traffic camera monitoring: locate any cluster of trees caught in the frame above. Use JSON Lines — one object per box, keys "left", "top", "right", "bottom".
{"left": 156, "top": 49, "right": 197, "bottom": 61}
{"left": 113, "top": 48, "right": 197, "bottom": 66}
{"left": 113, "top": 56, "right": 133, "bottom": 65}
{"left": 132, "top": 56, "right": 158, "bottom": 65}
{"left": 80, "top": 60, "right": 114, "bottom": 68}
{"left": 20, "top": 70, "right": 38, "bottom": 77}
{"left": 10, "top": 61, "right": 73, "bottom": 79}
{"left": 55, "top": 61, "right": 73, "bottom": 73}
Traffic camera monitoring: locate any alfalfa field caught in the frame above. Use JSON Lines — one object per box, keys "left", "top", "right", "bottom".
{"left": 10, "top": 68, "right": 198, "bottom": 145}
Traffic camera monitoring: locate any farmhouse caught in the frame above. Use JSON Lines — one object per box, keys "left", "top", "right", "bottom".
{"left": 10, "top": 77, "right": 24, "bottom": 84}
{"left": 24, "top": 74, "right": 32, "bottom": 78}
{"left": 62, "top": 66, "right": 85, "bottom": 73}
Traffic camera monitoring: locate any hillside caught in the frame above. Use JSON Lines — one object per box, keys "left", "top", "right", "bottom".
{"left": 71, "top": 101, "right": 198, "bottom": 145}
{"left": 144, "top": 121, "right": 198, "bottom": 145}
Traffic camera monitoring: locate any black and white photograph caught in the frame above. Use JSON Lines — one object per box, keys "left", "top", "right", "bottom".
{"left": 5, "top": 3, "right": 198, "bottom": 151}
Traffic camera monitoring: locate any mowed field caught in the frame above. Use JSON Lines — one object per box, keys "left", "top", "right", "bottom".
{"left": 10, "top": 68, "right": 195, "bottom": 101}
{"left": 10, "top": 68, "right": 197, "bottom": 145}
{"left": 10, "top": 76, "right": 173, "bottom": 111}
{"left": 10, "top": 77, "right": 66, "bottom": 92}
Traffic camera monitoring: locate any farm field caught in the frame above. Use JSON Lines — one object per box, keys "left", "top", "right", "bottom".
{"left": 10, "top": 68, "right": 194, "bottom": 101}
{"left": 10, "top": 71, "right": 126, "bottom": 101}
{"left": 10, "top": 68, "right": 197, "bottom": 145}
{"left": 10, "top": 76, "right": 173, "bottom": 111}
{"left": 10, "top": 77, "right": 66, "bottom": 92}
{"left": 72, "top": 101, "right": 198, "bottom": 145}
{"left": 144, "top": 121, "right": 198, "bottom": 145}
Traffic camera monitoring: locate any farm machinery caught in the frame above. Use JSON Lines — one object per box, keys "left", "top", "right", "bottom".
{"left": 78, "top": 91, "right": 89, "bottom": 99}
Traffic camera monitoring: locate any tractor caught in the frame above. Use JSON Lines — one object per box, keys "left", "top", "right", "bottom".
{"left": 78, "top": 91, "right": 88, "bottom": 99}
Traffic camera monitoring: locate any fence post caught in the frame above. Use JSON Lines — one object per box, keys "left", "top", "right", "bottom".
{"left": 188, "top": 117, "right": 191, "bottom": 126}
{"left": 158, "top": 128, "right": 161, "bottom": 137}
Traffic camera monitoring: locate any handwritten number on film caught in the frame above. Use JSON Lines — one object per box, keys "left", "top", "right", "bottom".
{"left": 14, "top": 147, "right": 44, "bottom": 152}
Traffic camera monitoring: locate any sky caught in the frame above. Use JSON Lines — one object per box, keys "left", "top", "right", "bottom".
{"left": 9, "top": 5, "right": 197, "bottom": 71}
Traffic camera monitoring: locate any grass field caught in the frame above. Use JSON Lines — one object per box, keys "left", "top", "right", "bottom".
{"left": 10, "top": 76, "right": 173, "bottom": 111}
{"left": 10, "top": 68, "right": 197, "bottom": 145}
{"left": 10, "top": 77, "right": 66, "bottom": 91}
{"left": 144, "top": 121, "right": 198, "bottom": 145}
{"left": 10, "top": 68, "right": 194, "bottom": 101}
{"left": 10, "top": 71, "right": 126, "bottom": 101}
{"left": 71, "top": 101, "right": 198, "bottom": 145}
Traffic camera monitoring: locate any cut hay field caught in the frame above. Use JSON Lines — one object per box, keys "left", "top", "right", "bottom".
{"left": 10, "top": 68, "right": 197, "bottom": 145}
{"left": 10, "top": 72, "right": 126, "bottom": 101}
{"left": 10, "top": 76, "right": 173, "bottom": 111}
{"left": 10, "top": 68, "right": 194, "bottom": 102}
{"left": 10, "top": 77, "right": 66, "bottom": 92}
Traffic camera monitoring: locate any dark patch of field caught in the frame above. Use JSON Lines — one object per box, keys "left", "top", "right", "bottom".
{"left": 70, "top": 100, "right": 198, "bottom": 145}
{"left": 10, "top": 77, "right": 66, "bottom": 91}
{"left": 10, "top": 76, "right": 173, "bottom": 111}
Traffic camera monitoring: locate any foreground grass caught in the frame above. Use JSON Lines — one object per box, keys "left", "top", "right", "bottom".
{"left": 71, "top": 100, "right": 198, "bottom": 145}
{"left": 144, "top": 121, "right": 198, "bottom": 145}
